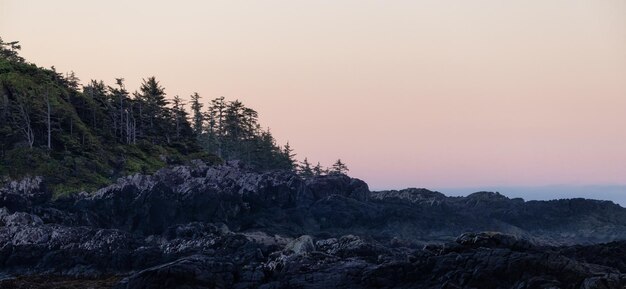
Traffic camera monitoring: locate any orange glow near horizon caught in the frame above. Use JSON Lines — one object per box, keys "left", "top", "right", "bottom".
{"left": 1, "top": 0, "right": 625, "bottom": 190}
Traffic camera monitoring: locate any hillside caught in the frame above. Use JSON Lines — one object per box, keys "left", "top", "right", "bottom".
{"left": 0, "top": 38, "right": 298, "bottom": 195}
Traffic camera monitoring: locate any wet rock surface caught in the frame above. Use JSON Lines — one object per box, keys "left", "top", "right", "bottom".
{"left": 1, "top": 162, "right": 626, "bottom": 288}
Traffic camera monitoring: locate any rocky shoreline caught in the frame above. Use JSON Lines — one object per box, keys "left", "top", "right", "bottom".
{"left": 1, "top": 161, "right": 626, "bottom": 288}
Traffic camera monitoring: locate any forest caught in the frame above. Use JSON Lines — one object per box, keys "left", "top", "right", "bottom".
{"left": 0, "top": 37, "right": 348, "bottom": 195}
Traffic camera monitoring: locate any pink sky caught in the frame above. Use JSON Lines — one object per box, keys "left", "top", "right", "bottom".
{"left": 1, "top": 0, "right": 625, "bottom": 190}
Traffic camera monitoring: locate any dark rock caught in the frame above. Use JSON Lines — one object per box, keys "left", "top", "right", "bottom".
{"left": 0, "top": 176, "right": 50, "bottom": 212}
{"left": 0, "top": 161, "right": 626, "bottom": 288}
{"left": 316, "top": 235, "right": 391, "bottom": 260}
{"left": 116, "top": 255, "right": 236, "bottom": 289}
{"left": 283, "top": 235, "right": 315, "bottom": 255}
{"left": 1, "top": 211, "right": 44, "bottom": 227}
{"left": 306, "top": 174, "right": 370, "bottom": 202}
{"left": 454, "top": 231, "right": 536, "bottom": 251}
{"left": 370, "top": 188, "right": 446, "bottom": 204}
{"left": 4, "top": 176, "right": 50, "bottom": 205}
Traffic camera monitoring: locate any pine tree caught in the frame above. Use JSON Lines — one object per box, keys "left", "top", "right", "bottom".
{"left": 171, "top": 95, "right": 187, "bottom": 140}
{"left": 208, "top": 96, "right": 227, "bottom": 157}
{"left": 250, "top": 128, "right": 278, "bottom": 170}
{"left": 209, "top": 96, "right": 226, "bottom": 135}
{"left": 65, "top": 71, "right": 80, "bottom": 91}
{"left": 329, "top": 159, "right": 349, "bottom": 175}
{"left": 202, "top": 108, "right": 217, "bottom": 153}
{"left": 108, "top": 78, "right": 132, "bottom": 143}
{"left": 282, "top": 142, "right": 296, "bottom": 170}
{"left": 224, "top": 100, "right": 244, "bottom": 138}
{"left": 0, "top": 37, "right": 24, "bottom": 62}
{"left": 241, "top": 107, "right": 259, "bottom": 139}
{"left": 222, "top": 100, "right": 247, "bottom": 159}
{"left": 313, "top": 162, "right": 325, "bottom": 176}
{"left": 190, "top": 92, "right": 203, "bottom": 136}
{"left": 298, "top": 158, "right": 313, "bottom": 178}
{"left": 83, "top": 80, "right": 111, "bottom": 135}
{"left": 136, "top": 77, "right": 168, "bottom": 143}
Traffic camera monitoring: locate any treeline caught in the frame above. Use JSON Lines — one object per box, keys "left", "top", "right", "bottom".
{"left": 0, "top": 37, "right": 347, "bottom": 193}
{"left": 187, "top": 95, "right": 348, "bottom": 174}
{"left": 189, "top": 95, "right": 293, "bottom": 170}
{"left": 81, "top": 77, "right": 303, "bottom": 171}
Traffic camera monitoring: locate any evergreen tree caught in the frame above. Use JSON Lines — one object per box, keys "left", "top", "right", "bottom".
{"left": 241, "top": 107, "right": 259, "bottom": 139}
{"left": 136, "top": 77, "right": 168, "bottom": 143}
{"left": 0, "top": 37, "right": 24, "bottom": 62}
{"left": 250, "top": 128, "right": 279, "bottom": 170}
{"left": 108, "top": 78, "right": 132, "bottom": 143}
{"left": 65, "top": 71, "right": 80, "bottom": 91}
{"left": 171, "top": 95, "right": 192, "bottom": 141}
{"left": 209, "top": 96, "right": 226, "bottom": 135}
{"left": 190, "top": 92, "right": 203, "bottom": 136}
{"left": 281, "top": 142, "right": 296, "bottom": 170}
{"left": 313, "top": 162, "right": 326, "bottom": 176}
{"left": 224, "top": 101, "right": 244, "bottom": 139}
{"left": 329, "top": 159, "right": 349, "bottom": 175}
{"left": 208, "top": 96, "right": 226, "bottom": 156}
{"left": 202, "top": 108, "right": 217, "bottom": 154}
{"left": 83, "top": 80, "right": 112, "bottom": 136}
{"left": 298, "top": 158, "right": 314, "bottom": 178}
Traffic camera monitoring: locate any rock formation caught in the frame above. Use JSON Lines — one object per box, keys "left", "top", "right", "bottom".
{"left": 1, "top": 161, "right": 626, "bottom": 288}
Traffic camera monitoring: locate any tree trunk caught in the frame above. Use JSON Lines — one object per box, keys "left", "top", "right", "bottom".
{"left": 45, "top": 88, "right": 51, "bottom": 149}
{"left": 12, "top": 101, "right": 34, "bottom": 148}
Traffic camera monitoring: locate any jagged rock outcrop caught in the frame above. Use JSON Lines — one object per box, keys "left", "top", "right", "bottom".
{"left": 6, "top": 163, "right": 619, "bottom": 245}
{"left": 0, "top": 209, "right": 43, "bottom": 227}
{"left": 371, "top": 188, "right": 626, "bottom": 244}
{"left": 1, "top": 161, "right": 626, "bottom": 288}
{"left": 370, "top": 188, "right": 446, "bottom": 204}
{"left": 283, "top": 235, "right": 315, "bottom": 255}
{"left": 70, "top": 162, "right": 369, "bottom": 236}
{"left": 0, "top": 176, "right": 50, "bottom": 212}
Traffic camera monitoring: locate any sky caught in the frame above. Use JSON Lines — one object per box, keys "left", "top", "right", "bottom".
{"left": 1, "top": 0, "right": 625, "bottom": 201}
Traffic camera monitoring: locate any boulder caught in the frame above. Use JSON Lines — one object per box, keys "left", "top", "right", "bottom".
{"left": 284, "top": 235, "right": 315, "bottom": 255}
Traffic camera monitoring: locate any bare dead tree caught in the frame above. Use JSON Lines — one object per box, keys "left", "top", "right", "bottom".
{"left": 45, "top": 88, "right": 51, "bottom": 149}
{"left": 11, "top": 98, "right": 34, "bottom": 148}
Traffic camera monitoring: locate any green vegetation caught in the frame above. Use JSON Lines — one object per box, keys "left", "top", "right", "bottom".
{"left": 0, "top": 37, "right": 347, "bottom": 195}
